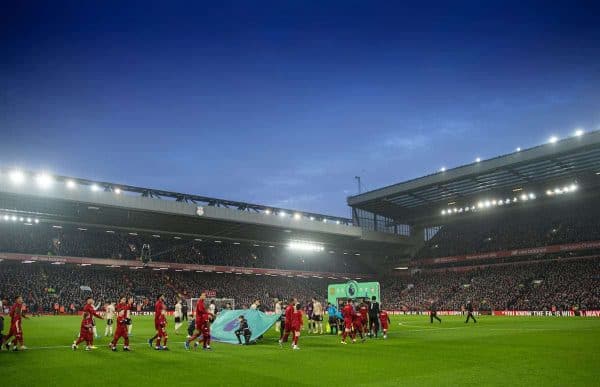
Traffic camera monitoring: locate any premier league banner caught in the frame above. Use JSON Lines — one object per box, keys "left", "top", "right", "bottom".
{"left": 210, "top": 309, "right": 280, "bottom": 344}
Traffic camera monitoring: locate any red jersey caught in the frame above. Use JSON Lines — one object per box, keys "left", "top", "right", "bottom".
{"left": 353, "top": 309, "right": 363, "bottom": 325}
{"left": 81, "top": 316, "right": 94, "bottom": 331}
{"left": 292, "top": 310, "right": 303, "bottom": 328}
{"left": 83, "top": 304, "right": 102, "bottom": 319}
{"left": 157, "top": 313, "right": 166, "bottom": 328}
{"left": 379, "top": 311, "right": 390, "bottom": 324}
{"left": 154, "top": 299, "right": 165, "bottom": 318}
{"left": 342, "top": 304, "right": 354, "bottom": 320}
{"left": 195, "top": 299, "right": 206, "bottom": 320}
{"left": 359, "top": 305, "right": 368, "bottom": 320}
{"left": 284, "top": 304, "right": 294, "bottom": 321}
{"left": 116, "top": 302, "right": 130, "bottom": 323}
{"left": 9, "top": 302, "right": 23, "bottom": 322}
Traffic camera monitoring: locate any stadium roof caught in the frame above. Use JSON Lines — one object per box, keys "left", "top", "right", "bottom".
{"left": 0, "top": 170, "right": 410, "bottom": 259}
{"left": 348, "top": 130, "right": 600, "bottom": 225}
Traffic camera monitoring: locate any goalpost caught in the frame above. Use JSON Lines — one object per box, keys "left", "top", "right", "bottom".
{"left": 188, "top": 298, "right": 235, "bottom": 316}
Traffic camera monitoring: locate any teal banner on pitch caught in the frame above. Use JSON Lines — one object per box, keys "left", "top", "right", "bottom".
{"left": 210, "top": 309, "right": 280, "bottom": 344}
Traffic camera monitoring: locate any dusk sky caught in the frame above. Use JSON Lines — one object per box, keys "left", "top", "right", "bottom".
{"left": 2, "top": 1, "right": 599, "bottom": 217}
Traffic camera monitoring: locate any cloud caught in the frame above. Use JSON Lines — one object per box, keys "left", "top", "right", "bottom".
{"left": 383, "top": 134, "right": 430, "bottom": 150}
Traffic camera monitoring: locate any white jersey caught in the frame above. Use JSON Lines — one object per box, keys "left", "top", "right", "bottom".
{"left": 174, "top": 303, "right": 182, "bottom": 318}
{"left": 313, "top": 301, "right": 323, "bottom": 316}
{"left": 275, "top": 303, "right": 282, "bottom": 314}
{"left": 105, "top": 304, "right": 115, "bottom": 320}
{"left": 209, "top": 304, "right": 216, "bottom": 314}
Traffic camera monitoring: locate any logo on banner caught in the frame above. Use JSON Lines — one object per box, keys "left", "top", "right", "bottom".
{"left": 346, "top": 280, "right": 359, "bottom": 298}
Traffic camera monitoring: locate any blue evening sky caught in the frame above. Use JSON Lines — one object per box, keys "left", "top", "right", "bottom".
{"left": 1, "top": 1, "right": 599, "bottom": 216}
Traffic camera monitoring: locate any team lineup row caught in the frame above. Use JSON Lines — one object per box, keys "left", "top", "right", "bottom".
{"left": 0, "top": 294, "right": 398, "bottom": 352}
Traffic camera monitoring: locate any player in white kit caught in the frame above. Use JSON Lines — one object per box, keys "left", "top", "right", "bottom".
{"left": 104, "top": 302, "right": 116, "bottom": 337}
{"left": 174, "top": 299, "right": 183, "bottom": 334}
{"left": 312, "top": 299, "right": 324, "bottom": 334}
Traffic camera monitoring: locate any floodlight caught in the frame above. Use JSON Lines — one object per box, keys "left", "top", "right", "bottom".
{"left": 90, "top": 184, "right": 100, "bottom": 192}
{"left": 441, "top": 210, "right": 446, "bottom": 215}
{"left": 287, "top": 241, "right": 325, "bottom": 252}
{"left": 440, "top": 167, "right": 446, "bottom": 172}
{"left": 549, "top": 136, "right": 558, "bottom": 144}
{"left": 36, "top": 173, "right": 54, "bottom": 189}
{"left": 9, "top": 170, "right": 25, "bottom": 185}
{"left": 570, "top": 184, "right": 577, "bottom": 191}
{"left": 516, "top": 147, "right": 521, "bottom": 152}
{"left": 114, "top": 187, "right": 121, "bottom": 194}
{"left": 475, "top": 157, "right": 481, "bottom": 163}
{"left": 293, "top": 213, "right": 301, "bottom": 220}
{"left": 574, "top": 129, "right": 584, "bottom": 137}
{"left": 66, "top": 180, "right": 76, "bottom": 189}
{"left": 529, "top": 193, "right": 535, "bottom": 199}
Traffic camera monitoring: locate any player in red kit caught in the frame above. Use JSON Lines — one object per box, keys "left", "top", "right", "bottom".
{"left": 1, "top": 295, "right": 28, "bottom": 351}
{"left": 352, "top": 305, "right": 365, "bottom": 342}
{"left": 291, "top": 303, "right": 303, "bottom": 350}
{"left": 148, "top": 294, "right": 166, "bottom": 348}
{"left": 82, "top": 299, "right": 99, "bottom": 340}
{"left": 154, "top": 310, "right": 169, "bottom": 350}
{"left": 110, "top": 296, "right": 132, "bottom": 351}
{"left": 379, "top": 310, "right": 390, "bottom": 339}
{"left": 359, "top": 301, "right": 369, "bottom": 337}
{"left": 278, "top": 298, "right": 297, "bottom": 345}
{"left": 83, "top": 297, "right": 103, "bottom": 347}
{"left": 72, "top": 312, "right": 94, "bottom": 351}
{"left": 185, "top": 292, "right": 212, "bottom": 350}
{"left": 341, "top": 300, "right": 355, "bottom": 344}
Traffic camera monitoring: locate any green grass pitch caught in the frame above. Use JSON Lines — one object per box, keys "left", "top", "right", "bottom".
{"left": 1, "top": 315, "right": 599, "bottom": 386}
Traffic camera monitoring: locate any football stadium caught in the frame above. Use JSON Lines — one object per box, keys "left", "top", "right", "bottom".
{"left": 3, "top": 3, "right": 600, "bottom": 387}
{"left": 1, "top": 132, "right": 599, "bottom": 386}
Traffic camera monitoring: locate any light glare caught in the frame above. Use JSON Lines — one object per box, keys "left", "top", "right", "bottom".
{"left": 35, "top": 173, "right": 54, "bottom": 189}
{"left": 9, "top": 170, "right": 25, "bottom": 185}
{"left": 287, "top": 241, "right": 325, "bottom": 252}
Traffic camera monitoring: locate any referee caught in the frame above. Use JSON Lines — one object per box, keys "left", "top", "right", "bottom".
{"left": 430, "top": 301, "right": 442, "bottom": 323}
{"left": 465, "top": 301, "right": 477, "bottom": 323}
{"left": 368, "top": 296, "right": 380, "bottom": 338}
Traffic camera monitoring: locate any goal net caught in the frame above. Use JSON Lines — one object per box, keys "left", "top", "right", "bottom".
{"left": 188, "top": 298, "right": 235, "bottom": 316}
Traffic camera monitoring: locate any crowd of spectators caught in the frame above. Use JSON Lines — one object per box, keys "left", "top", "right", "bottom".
{"left": 1, "top": 257, "right": 598, "bottom": 314}
{"left": 0, "top": 260, "right": 329, "bottom": 313}
{"left": 381, "top": 257, "right": 600, "bottom": 311}
{"left": 0, "top": 223, "right": 368, "bottom": 273}
{"left": 417, "top": 200, "right": 600, "bottom": 259}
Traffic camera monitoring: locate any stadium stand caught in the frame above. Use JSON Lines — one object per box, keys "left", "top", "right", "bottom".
{"left": 0, "top": 222, "right": 369, "bottom": 273}
{"left": 0, "top": 260, "right": 329, "bottom": 313}
{"left": 415, "top": 199, "right": 600, "bottom": 260}
{"left": 381, "top": 257, "right": 600, "bottom": 311}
